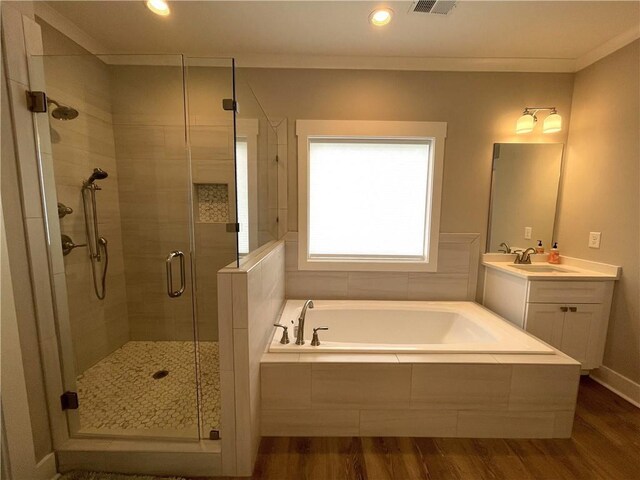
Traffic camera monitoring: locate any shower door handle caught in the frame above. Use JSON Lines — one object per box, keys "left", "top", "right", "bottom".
{"left": 166, "top": 250, "right": 186, "bottom": 298}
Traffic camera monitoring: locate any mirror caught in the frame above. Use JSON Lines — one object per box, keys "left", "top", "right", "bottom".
{"left": 487, "top": 143, "right": 564, "bottom": 253}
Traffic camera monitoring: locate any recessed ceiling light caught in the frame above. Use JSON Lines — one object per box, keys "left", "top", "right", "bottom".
{"left": 146, "top": 0, "right": 170, "bottom": 16}
{"left": 369, "top": 8, "right": 393, "bottom": 26}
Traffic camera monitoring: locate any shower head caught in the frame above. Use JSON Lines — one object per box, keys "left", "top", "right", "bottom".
{"left": 85, "top": 168, "right": 109, "bottom": 186}
{"left": 47, "top": 98, "right": 79, "bottom": 120}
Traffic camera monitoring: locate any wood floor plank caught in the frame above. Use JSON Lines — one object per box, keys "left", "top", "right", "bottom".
{"left": 252, "top": 436, "right": 290, "bottom": 480}
{"left": 361, "top": 437, "right": 428, "bottom": 480}
{"left": 570, "top": 412, "right": 640, "bottom": 480}
{"left": 412, "top": 438, "right": 463, "bottom": 480}
{"left": 242, "top": 377, "right": 639, "bottom": 480}
{"left": 325, "top": 437, "right": 368, "bottom": 480}
{"left": 466, "top": 439, "right": 534, "bottom": 480}
{"left": 506, "top": 439, "right": 599, "bottom": 480}
{"left": 429, "top": 438, "right": 503, "bottom": 480}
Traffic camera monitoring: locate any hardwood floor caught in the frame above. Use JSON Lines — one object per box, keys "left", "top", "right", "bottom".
{"left": 243, "top": 377, "right": 639, "bottom": 480}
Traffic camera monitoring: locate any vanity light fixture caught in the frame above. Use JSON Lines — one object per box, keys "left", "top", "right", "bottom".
{"left": 370, "top": 8, "right": 393, "bottom": 26}
{"left": 516, "top": 107, "right": 562, "bottom": 134}
{"left": 146, "top": 0, "right": 170, "bottom": 16}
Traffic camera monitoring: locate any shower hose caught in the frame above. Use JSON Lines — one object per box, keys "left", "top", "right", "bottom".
{"left": 82, "top": 185, "right": 109, "bottom": 300}
{"left": 90, "top": 237, "right": 108, "bottom": 300}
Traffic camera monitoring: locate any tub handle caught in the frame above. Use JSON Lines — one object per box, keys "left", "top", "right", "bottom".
{"left": 311, "top": 326, "right": 329, "bottom": 347}
{"left": 273, "top": 324, "right": 290, "bottom": 344}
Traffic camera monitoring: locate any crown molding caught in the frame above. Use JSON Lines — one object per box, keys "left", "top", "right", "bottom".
{"left": 229, "top": 53, "right": 577, "bottom": 73}
{"left": 34, "top": 1, "right": 108, "bottom": 54}
{"left": 102, "top": 52, "right": 577, "bottom": 72}
{"left": 575, "top": 25, "right": 640, "bottom": 71}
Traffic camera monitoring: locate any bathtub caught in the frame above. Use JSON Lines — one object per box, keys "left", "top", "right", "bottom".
{"left": 269, "top": 300, "right": 554, "bottom": 354}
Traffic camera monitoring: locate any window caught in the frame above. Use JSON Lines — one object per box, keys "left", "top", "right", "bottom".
{"left": 297, "top": 120, "right": 446, "bottom": 272}
{"left": 235, "top": 119, "right": 259, "bottom": 256}
{"left": 235, "top": 139, "right": 249, "bottom": 254}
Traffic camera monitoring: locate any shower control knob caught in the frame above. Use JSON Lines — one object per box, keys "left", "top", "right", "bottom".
{"left": 57, "top": 202, "right": 73, "bottom": 218}
{"left": 61, "top": 234, "right": 87, "bottom": 256}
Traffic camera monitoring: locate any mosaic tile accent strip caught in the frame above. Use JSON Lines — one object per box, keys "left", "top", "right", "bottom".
{"left": 196, "top": 183, "right": 229, "bottom": 223}
{"left": 77, "top": 341, "right": 219, "bottom": 436}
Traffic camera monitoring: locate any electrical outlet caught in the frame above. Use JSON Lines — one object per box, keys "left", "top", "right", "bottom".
{"left": 524, "top": 227, "right": 532, "bottom": 240}
{"left": 589, "top": 232, "right": 601, "bottom": 249}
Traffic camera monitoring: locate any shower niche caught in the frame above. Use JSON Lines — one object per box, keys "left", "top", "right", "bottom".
{"left": 196, "top": 183, "right": 230, "bottom": 223}
{"left": 29, "top": 25, "right": 279, "bottom": 446}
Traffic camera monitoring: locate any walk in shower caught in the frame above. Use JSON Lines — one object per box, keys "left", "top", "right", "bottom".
{"left": 30, "top": 19, "right": 279, "bottom": 441}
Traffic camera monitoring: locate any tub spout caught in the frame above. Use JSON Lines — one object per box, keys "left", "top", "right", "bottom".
{"left": 295, "top": 300, "right": 314, "bottom": 345}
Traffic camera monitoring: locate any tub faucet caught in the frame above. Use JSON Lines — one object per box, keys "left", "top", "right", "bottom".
{"left": 295, "top": 300, "right": 314, "bottom": 345}
{"left": 514, "top": 247, "right": 537, "bottom": 264}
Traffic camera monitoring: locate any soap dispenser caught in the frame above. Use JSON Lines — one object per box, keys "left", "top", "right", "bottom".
{"left": 536, "top": 240, "right": 545, "bottom": 254}
{"left": 548, "top": 242, "right": 560, "bottom": 264}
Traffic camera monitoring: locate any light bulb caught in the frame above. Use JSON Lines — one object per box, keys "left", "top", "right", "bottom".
{"left": 516, "top": 113, "right": 536, "bottom": 134}
{"left": 543, "top": 113, "right": 562, "bottom": 133}
{"left": 146, "top": 0, "right": 170, "bottom": 16}
{"left": 370, "top": 8, "right": 393, "bottom": 26}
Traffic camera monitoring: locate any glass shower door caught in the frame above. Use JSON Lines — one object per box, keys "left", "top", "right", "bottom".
{"left": 183, "top": 57, "right": 239, "bottom": 438}
{"left": 102, "top": 54, "right": 198, "bottom": 438}
{"left": 29, "top": 50, "right": 234, "bottom": 439}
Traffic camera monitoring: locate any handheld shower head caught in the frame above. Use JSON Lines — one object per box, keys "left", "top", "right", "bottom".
{"left": 47, "top": 98, "right": 79, "bottom": 120}
{"left": 85, "top": 168, "right": 109, "bottom": 186}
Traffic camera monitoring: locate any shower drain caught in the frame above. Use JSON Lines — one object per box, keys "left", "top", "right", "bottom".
{"left": 152, "top": 370, "right": 169, "bottom": 380}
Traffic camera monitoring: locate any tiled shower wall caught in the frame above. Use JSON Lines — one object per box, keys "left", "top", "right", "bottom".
{"left": 109, "top": 65, "right": 237, "bottom": 342}
{"left": 39, "top": 21, "right": 129, "bottom": 373}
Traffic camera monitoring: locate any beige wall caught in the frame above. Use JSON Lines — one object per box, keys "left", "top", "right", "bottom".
{"left": 243, "top": 68, "right": 574, "bottom": 243}
{"left": 39, "top": 21, "right": 130, "bottom": 373}
{"left": 243, "top": 68, "right": 574, "bottom": 301}
{"left": 557, "top": 40, "right": 640, "bottom": 384}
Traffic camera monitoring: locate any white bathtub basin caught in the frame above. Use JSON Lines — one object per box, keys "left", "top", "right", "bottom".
{"left": 270, "top": 300, "right": 554, "bottom": 354}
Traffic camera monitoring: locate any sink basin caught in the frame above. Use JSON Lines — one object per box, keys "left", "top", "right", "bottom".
{"left": 512, "top": 265, "right": 575, "bottom": 273}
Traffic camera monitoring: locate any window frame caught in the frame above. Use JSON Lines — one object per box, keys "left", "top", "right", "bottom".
{"left": 297, "top": 120, "right": 447, "bottom": 272}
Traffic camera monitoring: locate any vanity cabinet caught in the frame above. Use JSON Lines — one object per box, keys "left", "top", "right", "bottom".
{"left": 526, "top": 303, "right": 603, "bottom": 366}
{"left": 483, "top": 266, "right": 616, "bottom": 370}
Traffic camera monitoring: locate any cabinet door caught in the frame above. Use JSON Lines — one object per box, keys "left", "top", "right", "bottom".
{"left": 561, "top": 304, "right": 602, "bottom": 368}
{"left": 525, "top": 304, "right": 565, "bottom": 349}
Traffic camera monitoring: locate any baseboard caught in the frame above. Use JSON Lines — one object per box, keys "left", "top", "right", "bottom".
{"left": 590, "top": 365, "right": 640, "bottom": 408}
{"left": 35, "top": 452, "right": 57, "bottom": 480}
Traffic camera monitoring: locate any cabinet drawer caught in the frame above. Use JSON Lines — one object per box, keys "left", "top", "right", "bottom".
{"left": 528, "top": 281, "right": 607, "bottom": 304}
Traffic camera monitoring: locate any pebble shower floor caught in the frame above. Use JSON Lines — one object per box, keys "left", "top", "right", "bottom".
{"left": 76, "top": 341, "right": 220, "bottom": 437}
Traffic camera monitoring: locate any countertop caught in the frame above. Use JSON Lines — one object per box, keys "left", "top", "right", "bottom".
{"left": 482, "top": 254, "right": 621, "bottom": 281}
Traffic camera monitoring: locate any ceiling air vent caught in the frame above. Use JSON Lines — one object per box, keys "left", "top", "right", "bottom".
{"left": 410, "top": 0, "right": 457, "bottom": 15}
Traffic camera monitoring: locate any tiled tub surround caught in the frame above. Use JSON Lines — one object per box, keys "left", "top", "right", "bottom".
{"left": 285, "top": 232, "right": 480, "bottom": 300}
{"left": 218, "top": 241, "right": 286, "bottom": 475}
{"left": 260, "top": 351, "right": 580, "bottom": 438}
{"left": 76, "top": 341, "right": 220, "bottom": 437}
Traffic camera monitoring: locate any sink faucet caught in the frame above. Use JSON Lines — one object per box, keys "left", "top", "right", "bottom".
{"left": 498, "top": 242, "right": 511, "bottom": 253}
{"left": 295, "top": 300, "right": 314, "bottom": 345}
{"left": 514, "top": 247, "right": 537, "bottom": 264}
